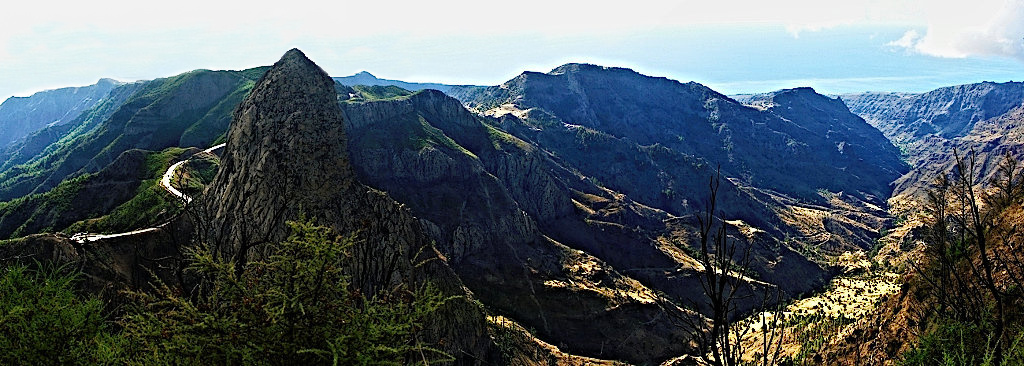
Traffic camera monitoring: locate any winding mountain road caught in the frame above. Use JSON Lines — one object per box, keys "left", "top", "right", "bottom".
{"left": 160, "top": 143, "right": 225, "bottom": 204}
{"left": 72, "top": 143, "right": 225, "bottom": 243}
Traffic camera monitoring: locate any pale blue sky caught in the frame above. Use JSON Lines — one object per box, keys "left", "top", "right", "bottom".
{"left": 2, "top": 0, "right": 1024, "bottom": 99}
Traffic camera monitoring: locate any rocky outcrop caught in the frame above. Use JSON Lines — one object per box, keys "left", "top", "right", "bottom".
{"left": 0, "top": 79, "right": 120, "bottom": 148}
{"left": 203, "top": 49, "right": 492, "bottom": 363}
{"left": 0, "top": 223, "right": 190, "bottom": 303}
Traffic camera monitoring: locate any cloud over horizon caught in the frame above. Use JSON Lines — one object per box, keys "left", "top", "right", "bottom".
{"left": 884, "top": 0, "right": 1024, "bottom": 60}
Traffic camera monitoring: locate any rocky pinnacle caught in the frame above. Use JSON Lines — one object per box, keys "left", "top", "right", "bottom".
{"left": 205, "top": 48, "right": 358, "bottom": 246}
{"left": 201, "top": 49, "right": 492, "bottom": 362}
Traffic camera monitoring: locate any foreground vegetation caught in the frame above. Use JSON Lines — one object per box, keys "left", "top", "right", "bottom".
{"left": 0, "top": 219, "right": 450, "bottom": 365}
{"left": 899, "top": 152, "right": 1024, "bottom": 365}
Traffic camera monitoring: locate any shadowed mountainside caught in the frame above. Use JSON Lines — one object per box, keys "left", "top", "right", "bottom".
{"left": 842, "top": 81, "right": 1024, "bottom": 198}
{"left": 0, "top": 68, "right": 267, "bottom": 202}
{"left": 0, "top": 79, "right": 120, "bottom": 148}
{"left": 0, "top": 56, "right": 931, "bottom": 364}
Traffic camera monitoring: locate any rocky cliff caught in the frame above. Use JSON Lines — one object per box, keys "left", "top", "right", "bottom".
{"left": 202, "top": 49, "right": 493, "bottom": 363}
{"left": 462, "top": 64, "right": 904, "bottom": 207}
{"left": 842, "top": 82, "right": 1024, "bottom": 147}
{"left": 341, "top": 88, "right": 699, "bottom": 362}
{"left": 455, "top": 63, "right": 905, "bottom": 264}
{"left": 0, "top": 55, "right": 931, "bottom": 364}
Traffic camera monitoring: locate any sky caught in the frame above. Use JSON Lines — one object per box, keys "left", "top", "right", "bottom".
{"left": 2, "top": 0, "right": 1024, "bottom": 100}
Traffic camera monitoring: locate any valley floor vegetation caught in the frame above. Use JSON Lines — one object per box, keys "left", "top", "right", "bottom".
{"left": 670, "top": 152, "right": 1024, "bottom": 366}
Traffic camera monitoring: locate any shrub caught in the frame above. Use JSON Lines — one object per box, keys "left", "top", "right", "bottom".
{"left": 0, "top": 264, "right": 113, "bottom": 365}
{"left": 115, "top": 219, "right": 453, "bottom": 365}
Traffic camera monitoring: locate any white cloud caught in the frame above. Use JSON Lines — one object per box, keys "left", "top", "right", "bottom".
{"left": 884, "top": 0, "right": 1024, "bottom": 59}
{"left": 888, "top": 30, "right": 922, "bottom": 50}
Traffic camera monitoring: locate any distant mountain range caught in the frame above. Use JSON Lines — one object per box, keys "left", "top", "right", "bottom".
{"left": 333, "top": 71, "right": 478, "bottom": 94}
{"left": 840, "top": 81, "right": 1024, "bottom": 198}
{"left": 0, "top": 79, "right": 120, "bottom": 148}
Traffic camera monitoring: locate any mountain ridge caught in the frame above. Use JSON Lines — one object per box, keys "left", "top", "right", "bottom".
{"left": 0, "top": 53, "right": 976, "bottom": 364}
{"left": 334, "top": 70, "right": 478, "bottom": 94}
{"left": 841, "top": 81, "right": 1024, "bottom": 198}
{"left": 0, "top": 79, "right": 120, "bottom": 149}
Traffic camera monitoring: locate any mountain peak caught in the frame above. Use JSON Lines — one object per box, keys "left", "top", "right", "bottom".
{"left": 354, "top": 71, "right": 377, "bottom": 78}
{"left": 549, "top": 62, "right": 635, "bottom": 76}
{"left": 280, "top": 48, "right": 308, "bottom": 61}
{"left": 202, "top": 50, "right": 491, "bottom": 359}
{"left": 270, "top": 48, "right": 328, "bottom": 80}
{"left": 205, "top": 48, "right": 358, "bottom": 246}
{"left": 779, "top": 86, "right": 818, "bottom": 94}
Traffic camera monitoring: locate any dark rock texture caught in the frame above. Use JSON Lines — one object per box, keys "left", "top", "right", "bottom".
{"left": 451, "top": 64, "right": 905, "bottom": 283}
{"left": 341, "top": 89, "right": 693, "bottom": 363}
{"left": 460, "top": 64, "right": 905, "bottom": 207}
{"left": 203, "top": 49, "right": 493, "bottom": 363}
{"left": 0, "top": 56, "right": 930, "bottom": 364}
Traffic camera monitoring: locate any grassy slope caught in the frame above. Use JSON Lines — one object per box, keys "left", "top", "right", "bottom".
{"left": 64, "top": 148, "right": 192, "bottom": 235}
{"left": 0, "top": 148, "right": 197, "bottom": 238}
{"left": 0, "top": 67, "right": 265, "bottom": 202}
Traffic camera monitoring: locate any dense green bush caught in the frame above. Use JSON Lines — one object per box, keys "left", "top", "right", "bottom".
{"left": 0, "top": 264, "right": 114, "bottom": 365}
{"left": 901, "top": 319, "right": 1024, "bottom": 366}
{"left": 116, "top": 219, "right": 452, "bottom": 364}
{"left": 0, "top": 219, "right": 452, "bottom": 365}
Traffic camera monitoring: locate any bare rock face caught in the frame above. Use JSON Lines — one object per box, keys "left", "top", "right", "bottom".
{"left": 206, "top": 48, "right": 357, "bottom": 243}
{"left": 203, "top": 49, "right": 491, "bottom": 363}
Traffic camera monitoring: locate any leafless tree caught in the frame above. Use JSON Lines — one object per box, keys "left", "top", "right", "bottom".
{"left": 662, "top": 169, "right": 785, "bottom": 366}
{"left": 753, "top": 287, "right": 787, "bottom": 366}
{"left": 912, "top": 148, "right": 1024, "bottom": 365}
